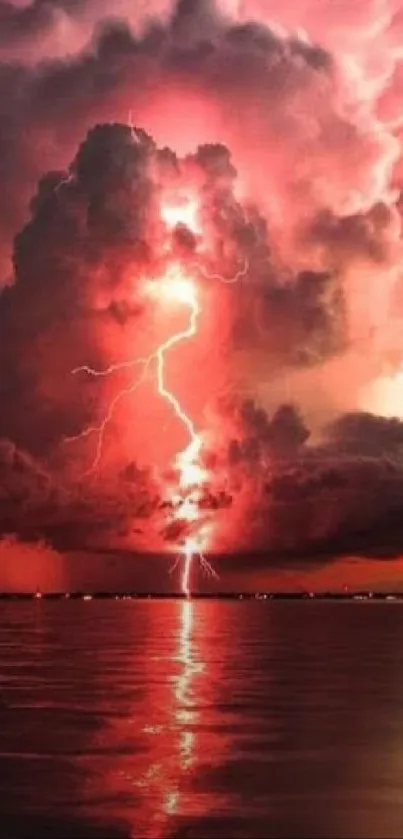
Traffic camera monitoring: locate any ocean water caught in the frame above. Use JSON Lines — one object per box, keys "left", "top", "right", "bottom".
{"left": 1, "top": 599, "right": 403, "bottom": 838}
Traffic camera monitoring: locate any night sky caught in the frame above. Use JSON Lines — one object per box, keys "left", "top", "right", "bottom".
{"left": 1, "top": 0, "right": 403, "bottom": 592}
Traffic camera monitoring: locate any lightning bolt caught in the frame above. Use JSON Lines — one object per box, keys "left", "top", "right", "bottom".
{"left": 193, "top": 257, "right": 249, "bottom": 285}
{"left": 66, "top": 264, "right": 217, "bottom": 595}
{"left": 153, "top": 274, "right": 217, "bottom": 596}
{"left": 65, "top": 354, "right": 153, "bottom": 473}
{"left": 182, "top": 547, "right": 193, "bottom": 599}
{"left": 59, "top": 117, "right": 251, "bottom": 595}
{"left": 64, "top": 118, "right": 248, "bottom": 596}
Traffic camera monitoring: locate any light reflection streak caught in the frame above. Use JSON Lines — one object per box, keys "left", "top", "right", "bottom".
{"left": 135, "top": 600, "right": 204, "bottom": 836}
{"left": 174, "top": 600, "right": 204, "bottom": 772}
{"left": 80, "top": 602, "right": 230, "bottom": 838}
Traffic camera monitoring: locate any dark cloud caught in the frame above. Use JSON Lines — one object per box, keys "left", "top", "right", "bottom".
{"left": 0, "top": 123, "right": 159, "bottom": 454}
{"left": 0, "top": 437, "right": 60, "bottom": 541}
{"left": 1, "top": 121, "right": 346, "bottom": 459}
{"left": 204, "top": 401, "right": 403, "bottom": 561}
{"left": 0, "top": 435, "right": 160, "bottom": 550}
{"left": 0, "top": 118, "right": 401, "bottom": 567}
{"left": 325, "top": 411, "right": 403, "bottom": 456}
{"left": 3, "top": 392, "right": 403, "bottom": 564}
{"left": 0, "top": 1, "right": 85, "bottom": 45}
{"left": 261, "top": 451, "right": 403, "bottom": 560}
{"left": 304, "top": 202, "right": 400, "bottom": 268}
{"left": 274, "top": 409, "right": 403, "bottom": 559}
{"left": 221, "top": 398, "right": 310, "bottom": 464}
{"left": 252, "top": 269, "right": 347, "bottom": 367}
{"left": 0, "top": 0, "right": 385, "bottom": 287}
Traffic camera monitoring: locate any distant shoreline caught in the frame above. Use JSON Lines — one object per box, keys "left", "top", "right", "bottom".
{"left": 1, "top": 592, "right": 402, "bottom": 601}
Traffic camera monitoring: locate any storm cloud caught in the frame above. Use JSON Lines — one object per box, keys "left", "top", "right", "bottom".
{"left": 1, "top": 0, "right": 403, "bottom": 580}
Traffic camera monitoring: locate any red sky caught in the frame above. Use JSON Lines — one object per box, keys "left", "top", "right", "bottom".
{"left": 1, "top": 0, "right": 403, "bottom": 591}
